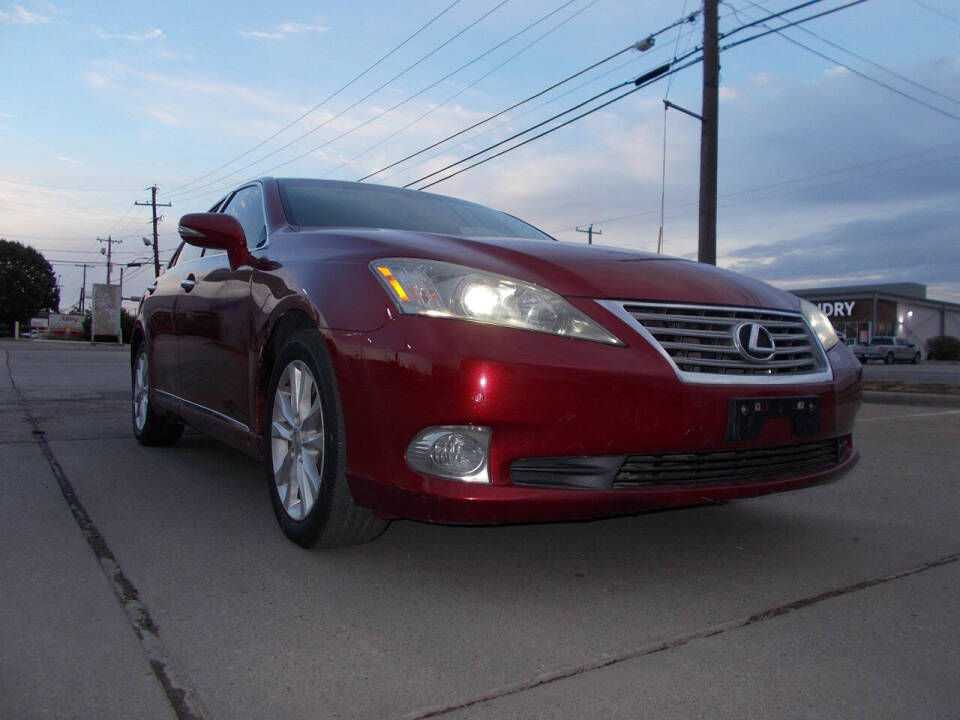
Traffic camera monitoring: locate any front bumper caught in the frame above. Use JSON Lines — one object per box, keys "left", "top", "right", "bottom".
{"left": 328, "top": 307, "right": 863, "bottom": 524}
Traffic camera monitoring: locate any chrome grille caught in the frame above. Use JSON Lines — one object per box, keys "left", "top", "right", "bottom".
{"left": 616, "top": 301, "right": 826, "bottom": 378}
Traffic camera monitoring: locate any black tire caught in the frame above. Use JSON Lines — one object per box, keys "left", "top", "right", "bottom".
{"left": 884, "top": 352, "right": 895, "bottom": 365}
{"left": 263, "top": 329, "right": 388, "bottom": 548}
{"left": 912, "top": 352, "right": 921, "bottom": 364}
{"left": 132, "top": 345, "right": 184, "bottom": 446}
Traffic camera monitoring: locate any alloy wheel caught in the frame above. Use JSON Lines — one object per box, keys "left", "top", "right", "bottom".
{"left": 271, "top": 360, "right": 325, "bottom": 521}
{"left": 133, "top": 352, "right": 149, "bottom": 432}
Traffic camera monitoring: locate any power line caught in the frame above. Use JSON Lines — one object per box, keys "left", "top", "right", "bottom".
{"left": 414, "top": 60, "right": 693, "bottom": 190}
{"left": 720, "top": 0, "right": 869, "bottom": 51}
{"left": 667, "top": 196, "right": 960, "bottom": 247}
{"left": 735, "top": 0, "right": 960, "bottom": 108}
{"left": 375, "top": 12, "right": 713, "bottom": 186}
{"left": 726, "top": 2, "right": 960, "bottom": 124}
{"left": 167, "top": 0, "right": 519, "bottom": 202}
{"left": 165, "top": 0, "right": 466, "bottom": 196}
{"left": 356, "top": 7, "right": 701, "bottom": 182}
{"left": 377, "top": 43, "right": 675, "bottom": 184}
{"left": 336, "top": 0, "right": 610, "bottom": 181}
{"left": 410, "top": 0, "right": 887, "bottom": 192}
{"left": 0, "top": 178, "right": 141, "bottom": 192}
{"left": 719, "top": 0, "right": 828, "bottom": 40}
{"left": 401, "top": 67, "right": 659, "bottom": 189}
{"left": 909, "top": 0, "right": 960, "bottom": 26}
{"left": 177, "top": 0, "right": 587, "bottom": 202}
{"left": 550, "top": 144, "right": 960, "bottom": 233}
{"left": 0, "top": 203, "right": 148, "bottom": 223}
{"left": 170, "top": 3, "right": 711, "bottom": 205}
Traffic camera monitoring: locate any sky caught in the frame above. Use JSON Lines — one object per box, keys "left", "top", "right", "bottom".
{"left": 1, "top": 0, "right": 959, "bottom": 310}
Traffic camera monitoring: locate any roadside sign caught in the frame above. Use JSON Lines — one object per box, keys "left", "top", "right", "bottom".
{"left": 92, "top": 283, "right": 122, "bottom": 342}
{"left": 48, "top": 313, "right": 84, "bottom": 338}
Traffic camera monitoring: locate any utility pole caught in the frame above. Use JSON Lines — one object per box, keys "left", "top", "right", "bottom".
{"left": 79, "top": 263, "right": 90, "bottom": 313}
{"left": 698, "top": 0, "right": 719, "bottom": 265}
{"left": 576, "top": 223, "right": 602, "bottom": 245}
{"left": 135, "top": 185, "right": 171, "bottom": 278}
{"left": 97, "top": 235, "right": 123, "bottom": 284}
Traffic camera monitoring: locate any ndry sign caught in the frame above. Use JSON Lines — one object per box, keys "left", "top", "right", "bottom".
{"left": 817, "top": 301, "right": 856, "bottom": 317}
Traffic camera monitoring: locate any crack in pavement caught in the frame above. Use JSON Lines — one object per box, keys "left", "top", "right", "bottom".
{"left": 0, "top": 435, "right": 132, "bottom": 445}
{"left": 3, "top": 349, "right": 209, "bottom": 720}
{"left": 402, "top": 552, "right": 960, "bottom": 718}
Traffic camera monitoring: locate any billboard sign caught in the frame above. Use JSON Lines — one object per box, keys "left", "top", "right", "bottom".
{"left": 48, "top": 313, "right": 84, "bottom": 336}
{"left": 92, "top": 283, "right": 122, "bottom": 339}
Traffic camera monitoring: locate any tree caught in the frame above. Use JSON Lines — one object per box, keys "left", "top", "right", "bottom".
{"left": 0, "top": 239, "right": 59, "bottom": 326}
{"left": 926, "top": 335, "right": 960, "bottom": 361}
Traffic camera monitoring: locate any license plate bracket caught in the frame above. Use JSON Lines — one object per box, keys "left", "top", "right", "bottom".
{"left": 726, "top": 396, "right": 821, "bottom": 441}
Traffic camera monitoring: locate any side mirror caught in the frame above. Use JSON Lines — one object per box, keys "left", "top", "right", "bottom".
{"left": 178, "top": 213, "right": 250, "bottom": 270}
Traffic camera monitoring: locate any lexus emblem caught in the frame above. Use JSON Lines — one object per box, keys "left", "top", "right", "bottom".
{"left": 733, "top": 322, "right": 776, "bottom": 362}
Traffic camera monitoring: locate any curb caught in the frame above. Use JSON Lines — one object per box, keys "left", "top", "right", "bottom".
{"left": 863, "top": 391, "right": 960, "bottom": 408}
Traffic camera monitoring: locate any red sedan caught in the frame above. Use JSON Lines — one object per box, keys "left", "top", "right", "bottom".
{"left": 131, "top": 178, "right": 861, "bottom": 547}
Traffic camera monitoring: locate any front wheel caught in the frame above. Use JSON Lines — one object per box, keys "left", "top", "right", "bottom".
{"left": 912, "top": 353, "right": 921, "bottom": 364}
{"left": 132, "top": 346, "right": 183, "bottom": 446}
{"left": 884, "top": 352, "right": 895, "bottom": 364}
{"left": 264, "top": 330, "right": 387, "bottom": 548}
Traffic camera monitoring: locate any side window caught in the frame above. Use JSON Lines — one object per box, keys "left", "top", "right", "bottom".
{"left": 172, "top": 240, "right": 203, "bottom": 266}
{"left": 222, "top": 185, "right": 267, "bottom": 250}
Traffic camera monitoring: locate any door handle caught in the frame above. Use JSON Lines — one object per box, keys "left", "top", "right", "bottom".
{"left": 180, "top": 275, "right": 196, "bottom": 292}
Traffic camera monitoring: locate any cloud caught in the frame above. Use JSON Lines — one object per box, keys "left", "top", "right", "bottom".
{"left": 137, "top": 106, "right": 185, "bottom": 126}
{"left": 94, "top": 27, "right": 164, "bottom": 41}
{"left": 723, "top": 204, "right": 960, "bottom": 296}
{"left": 55, "top": 156, "right": 84, "bottom": 165}
{"left": 718, "top": 86, "right": 739, "bottom": 101}
{"left": 0, "top": 4, "right": 50, "bottom": 24}
{"left": 239, "top": 19, "right": 327, "bottom": 41}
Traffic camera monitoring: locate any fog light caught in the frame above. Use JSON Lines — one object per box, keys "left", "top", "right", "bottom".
{"left": 406, "top": 426, "right": 491, "bottom": 483}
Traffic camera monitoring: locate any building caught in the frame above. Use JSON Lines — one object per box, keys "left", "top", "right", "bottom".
{"left": 790, "top": 283, "right": 960, "bottom": 347}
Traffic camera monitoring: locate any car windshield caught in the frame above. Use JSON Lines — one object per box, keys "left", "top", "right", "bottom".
{"left": 278, "top": 179, "right": 552, "bottom": 240}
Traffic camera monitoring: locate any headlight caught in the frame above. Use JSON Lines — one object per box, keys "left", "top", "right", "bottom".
{"left": 371, "top": 258, "right": 623, "bottom": 345}
{"left": 799, "top": 298, "right": 839, "bottom": 351}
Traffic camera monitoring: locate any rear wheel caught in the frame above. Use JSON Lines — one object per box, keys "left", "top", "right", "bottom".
{"left": 884, "top": 352, "right": 895, "bottom": 364}
{"left": 264, "top": 330, "right": 387, "bottom": 548}
{"left": 132, "top": 346, "right": 183, "bottom": 446}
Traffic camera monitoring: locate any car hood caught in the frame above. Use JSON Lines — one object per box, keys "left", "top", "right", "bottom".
{"left": 295, "top": 227, "right": 802, "bottom": 311}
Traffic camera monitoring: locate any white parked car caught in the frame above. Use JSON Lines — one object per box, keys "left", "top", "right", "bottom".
{"left": 855, "top": 336, "right": 921, "bottom": 364}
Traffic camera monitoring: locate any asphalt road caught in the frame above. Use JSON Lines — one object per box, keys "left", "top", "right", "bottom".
{"left": 2, "top": 339, "right": 959, "bottom": 720}
{"left": 861, "top": 359, "right": 960, "bottom": 384}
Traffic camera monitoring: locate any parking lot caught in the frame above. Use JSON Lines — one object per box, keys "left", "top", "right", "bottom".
{"left": 2, "top": 339, "right": 959, "bottom": 719}
{"left": 861, "top": 359, "right": 960, "bottom": 385}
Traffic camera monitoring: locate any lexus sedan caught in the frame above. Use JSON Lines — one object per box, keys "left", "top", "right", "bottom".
{"left": 131, "top": 177, "right": 862, "bottom": 548}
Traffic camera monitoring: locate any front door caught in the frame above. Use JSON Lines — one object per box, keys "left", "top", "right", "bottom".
{"left": 174, "top": 252, "right": 253, "bottom": 428}
{"left": 174, "top": 183, "right": 267, "bottom": 431}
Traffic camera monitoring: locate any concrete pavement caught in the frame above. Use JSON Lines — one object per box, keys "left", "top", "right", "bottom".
{"left": 1, "top": 339, "right": 958, "bottom": 719}
{"left": 861, "top": 360, "right": 960, "bottom": 385}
